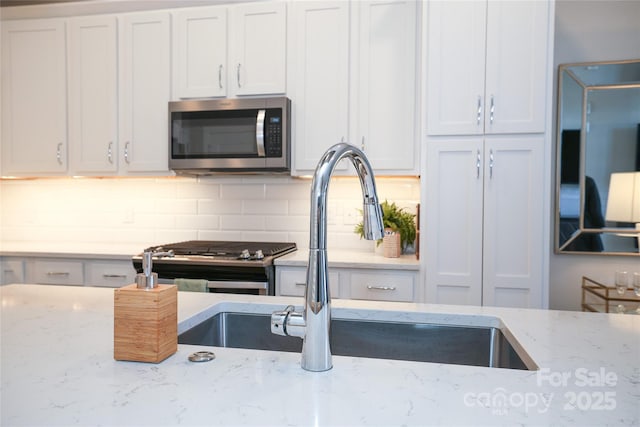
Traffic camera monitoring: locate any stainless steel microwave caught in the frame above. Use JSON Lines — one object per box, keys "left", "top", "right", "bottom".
{"left": 169, "top": 97, "right": 291, "bottom": 174}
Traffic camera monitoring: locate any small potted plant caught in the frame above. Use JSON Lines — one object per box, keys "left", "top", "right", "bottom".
{"left": 354, "top": 200, "right": 417, "bottom": 257}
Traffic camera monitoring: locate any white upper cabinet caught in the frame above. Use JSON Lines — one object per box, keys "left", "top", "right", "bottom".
{"left": 426, "top": 0, "right": 550, "bottom": 135}
{"left": 291, "top": 0, "right": 419, "bottom": 175}
{"left": 119, "top": 11, "right": 171, "bottom": 174}
{"left": 172, "top": 7, "right": 228, "bottom": 99}
{"left": 354, "top": 0, "right": 418, "bottom": 172}
{"left": 232, "top": 1, "right": 287, "bottom": 96}
{"left": 290, "top": 1, "right": 350, "bottom": 172}
{"left": 1, "top": 19, "right": 68, "bottom": 176}
{"left": 68, "top": 15, "right": 118, "bottom": 175}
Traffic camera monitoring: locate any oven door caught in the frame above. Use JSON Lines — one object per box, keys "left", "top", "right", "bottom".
{"left": 206, "top": 280, "right": 268, "bottom": 295}
{"left": 158, "top": 278, "right": 268, "bottom": 295}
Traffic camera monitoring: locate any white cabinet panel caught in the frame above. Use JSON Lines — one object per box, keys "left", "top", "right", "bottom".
{"left": 119, "top": 11, "right": 171, "bottom": 174}
{"left": 1, "top": 19, "right": 67, "bottom": 175}
{"left": 232, "top": 2, "right": 287, "bottom": 95}
{"left": 482, "top": 136, "right": 544, "bottom": 308}
{"left": 426, "top": 0, "right": 550, "bottom": 136}
{"left": 277, "top": 266, "right": 339, "bottom": 297}
{"left": 291, "top": 1, "right": 349, "bottom": 172}
{"left": 425, "top": 136, "right": 545, "bottom": 308}
{"left": 85, "top": 260, "right": 137, "bottom": 288}
{"left": 355, "top": 0, "right": 418, "bottom": 172}
{"left": 29, "top": 259, "right": 84, "bottom": 286}
{"left": 277, "top": 265, "right": 418, "bottom": 302}
{"left": 68, "top": 15, "right": 118, "bottom": 174}
{"left": 1, "top": 258, "right": 25, "bottom": 285}
{"left": 425, "top": 139, "right": 483, "bottom": 305}
{"left": 172, "top": 7, "right": 228, "bottom": 99}
{"left": 347, "top": 271, "right": 415, "bottom": 302}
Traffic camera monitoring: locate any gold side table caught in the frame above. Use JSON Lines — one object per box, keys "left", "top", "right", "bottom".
{"left": 582, "top": 276, "right": 640, "bottom": 313}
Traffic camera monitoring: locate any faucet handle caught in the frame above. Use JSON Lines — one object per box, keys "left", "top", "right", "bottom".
{"left": 271, "top": 305, "right": 305, "bottom": 338}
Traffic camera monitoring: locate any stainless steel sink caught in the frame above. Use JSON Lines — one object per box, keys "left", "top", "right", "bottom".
{"left": 179, "top": 312, "right": 532, "bottom": 370}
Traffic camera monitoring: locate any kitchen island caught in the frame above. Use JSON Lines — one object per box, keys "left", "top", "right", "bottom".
{"left": 1, "top": 284, "right": 638, "bottom": 426}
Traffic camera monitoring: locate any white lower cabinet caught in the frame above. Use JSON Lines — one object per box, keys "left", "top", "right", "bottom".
{"left": 424, "top": 135, "right": 545, "bottom": 308}
{"left": 277, "top": 265, "right": 418, "bottom": 302}
{"left": 4, "top": 256, "right": 135, "bottom": 287}
{"left": 1, "top": 258, "right": 25, "bottom": 285}
{"left": 28, "top": 259, "right": 85, "bottom": 286}
{"left": 277, "top": 267, "right": 340, "bottom": 298}
{"left": 85, "top": 260, "right": 137, "bottom": 288}
{"left": 346, "top": 271, "right": 415, "bottom": 302}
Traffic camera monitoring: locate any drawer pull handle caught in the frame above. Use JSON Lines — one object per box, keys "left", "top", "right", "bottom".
{"left": 295, "top": 282, "right": 306, "bottom": 287}
{"left": 103, "top": 274, "right": 127, "bottom": 279}
{"left": 367, "top": 285, "right": 396, "bottom": 291}
{"left": 46, "top": 272, "right": 70, "bottom": 277}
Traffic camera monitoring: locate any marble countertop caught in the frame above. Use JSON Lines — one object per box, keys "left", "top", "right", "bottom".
{"left": 1, "top": 284, "right": 638, "bottom": 426}
{"left": 275, "top": 249, "right": 420, "bottom": 270}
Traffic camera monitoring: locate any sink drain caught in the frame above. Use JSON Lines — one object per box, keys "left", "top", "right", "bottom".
{"left": 188, "top": 351, "right": 216, "bottom": 362}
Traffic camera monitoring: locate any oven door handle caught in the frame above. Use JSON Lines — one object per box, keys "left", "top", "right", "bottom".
{"left": 256, "top": 109, "right": 266, "bottom": 157}
{"left": 207, "top": 280, "right": 268, "bottom": 290}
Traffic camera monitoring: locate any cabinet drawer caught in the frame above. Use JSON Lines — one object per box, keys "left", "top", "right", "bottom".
{"left": 31, "top": 260, "right": 84, "bottom": 285}
{"left": 348, "top": 271, "right": 415, "bottom": 302}
{"left": 1, "top": 259, "right": 25, "bottom": 285}
{"left": 277, "top": 267, "right": 339, "bottom": 297}
{"left": 86, "top": 261, "right": 137, "bottom": 288}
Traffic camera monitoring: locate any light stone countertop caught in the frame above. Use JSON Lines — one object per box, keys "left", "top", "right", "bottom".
{"left": 1, "top": 284, "right": 638, "bottom": 426}
{"left": 275, "top": 249, "right": 420, "bottom": 270}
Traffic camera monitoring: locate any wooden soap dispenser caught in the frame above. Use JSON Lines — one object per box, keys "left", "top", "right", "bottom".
{"left": 114, "top": 251, "right": 177, "bottom": 363}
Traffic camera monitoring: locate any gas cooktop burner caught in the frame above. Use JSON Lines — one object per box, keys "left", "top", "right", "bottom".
{"left": 144, "top": 240, "right": 297, "bottom": 261}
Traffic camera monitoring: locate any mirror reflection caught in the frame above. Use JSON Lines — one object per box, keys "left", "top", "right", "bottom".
{"left": 556, "top": 59, "right": 640, "bottom": 255}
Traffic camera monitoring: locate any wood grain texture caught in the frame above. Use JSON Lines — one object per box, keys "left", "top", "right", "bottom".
{"left": 114, "top": 283, "right": 177, "bottom": 363}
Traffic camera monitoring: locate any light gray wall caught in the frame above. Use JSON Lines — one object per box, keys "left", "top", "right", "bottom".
{"left": 550, "top": 0, "right": 640, "bottom": 310}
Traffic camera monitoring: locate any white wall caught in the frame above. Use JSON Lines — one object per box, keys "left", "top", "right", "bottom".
{"left": 0, "top": 176, "right": 420, "bottom": 255}
{"left": 550, "top": 0, "right": 640, "bottom": 310}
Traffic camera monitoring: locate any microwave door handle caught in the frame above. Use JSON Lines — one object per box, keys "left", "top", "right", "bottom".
{"left": 256, "top": 109, "right": 266, "bottom": 157}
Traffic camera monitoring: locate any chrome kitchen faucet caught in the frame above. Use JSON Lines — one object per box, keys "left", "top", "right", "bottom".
{"left": 271, "top": 143, "right": 384, "bottom": 371}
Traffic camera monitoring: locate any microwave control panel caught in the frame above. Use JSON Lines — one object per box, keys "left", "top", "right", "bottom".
{"left": 265, "top": 110, "right": 283, "bottom": 157}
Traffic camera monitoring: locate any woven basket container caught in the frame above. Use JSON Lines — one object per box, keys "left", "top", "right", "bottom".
{"left": 382, "top": 229, "right": 401, "bottom": 258}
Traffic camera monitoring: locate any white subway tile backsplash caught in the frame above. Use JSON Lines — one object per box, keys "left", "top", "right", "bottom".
{"left": 0, "top": 176, "right": 419, "bottom": 252}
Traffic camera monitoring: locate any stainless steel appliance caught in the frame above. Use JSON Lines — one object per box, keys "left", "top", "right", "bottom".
{"left": 169, "top": 97, "right": 291, "bottom": 175}
{"left": 132, "top": 241, "right": 297, "bottom": 295}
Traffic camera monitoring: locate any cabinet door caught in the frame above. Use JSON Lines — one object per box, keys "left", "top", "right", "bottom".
{"left": 291, "top": 1, "right": 349, "bottom": 173}
{"left": 233, "top": 2, "right": 286, "bottom": 95}
{"left": 119, "top": 12, "right": 171, "bottom": 174}
{"left": 426, "top": 1, "right": 486, "bottom": 136}
{"left": 482, "top": 136, "right": 544, "bottom": 308}
{"left": 1, "top": 19, "right": 67, "bottom": 175}
{"left": 356, "top": 0, "right": 417, "bottom": 172}
{"left": 172, "top": 7, "right": 228, "bottom": 99}
{"left": 484, "top": 1, "right": 550, "bottom": 134}
{"left": 68, "top": 15, "right": 118, "bottom": 175}
{"left": 424, "top": 138, "right": 483, "bottom": 305}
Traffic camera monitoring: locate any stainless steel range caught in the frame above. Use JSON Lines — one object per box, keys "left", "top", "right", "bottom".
{"left": 131, "top": 241, "right": 297, "bottom": 295}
